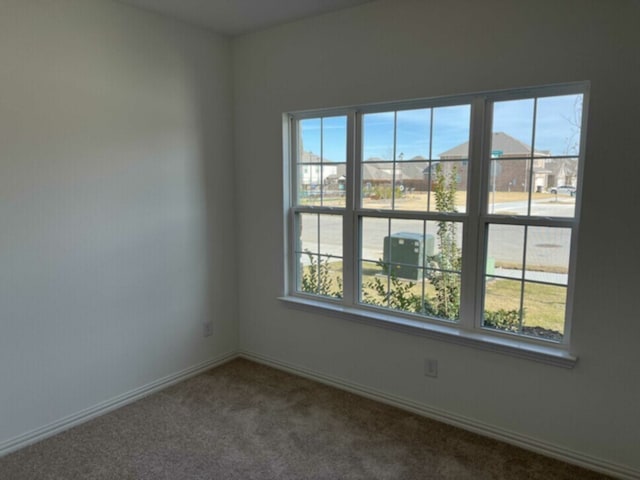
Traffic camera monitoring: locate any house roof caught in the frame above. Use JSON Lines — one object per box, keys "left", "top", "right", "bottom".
{"left": 361, "top": 162, "right": 428, "bottom": 181}
{"left": 299, "top": 150, "right": 323, "bottom": 163}
{"left": 439, "top": 132, "right": 549, "bottom": 158}
{"left": 362, "top": 163, "right": 393, "bottom": 180}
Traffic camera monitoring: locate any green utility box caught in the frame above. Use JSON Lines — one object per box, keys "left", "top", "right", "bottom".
{"left": 383, "top": 232, "right": 435, "bottom": 280}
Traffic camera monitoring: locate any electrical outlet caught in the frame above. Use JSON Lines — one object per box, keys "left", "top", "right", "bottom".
{"left": 424, "top": 358, "right": 438, "bottom": 378}
{"left": 203, "top": 321, "right": 213, "bottom": 337}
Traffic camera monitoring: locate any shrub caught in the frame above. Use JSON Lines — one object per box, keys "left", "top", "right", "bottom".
{"left": 363, "top": 272, "right": 424, "bottom": 312}
{"left": 300, "top": 250, "right": 342, "bottom": 298}
{"left": 426, "top": 163, "right": 461, "bottom": 320}
{"left": 483, "top": 309, "right": 521, "bottom": 332}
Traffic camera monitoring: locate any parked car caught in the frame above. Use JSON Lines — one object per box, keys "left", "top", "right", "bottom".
{"left": 550, "top": 185, "right": 576, "bottom": 196}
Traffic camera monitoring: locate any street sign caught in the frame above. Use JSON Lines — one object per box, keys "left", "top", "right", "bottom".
{"left": 491, "top": 150, "right": 503, "bottom": 158}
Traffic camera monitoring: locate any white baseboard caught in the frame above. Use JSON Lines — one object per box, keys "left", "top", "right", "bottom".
{"left": 0, "top": 351, "right": 238, "bottom": 458}
{"left": 238, "top": 350, "right": 639, "bottom": 480}
{"left": 3, "top": 349, "right": 637, "bottom": 479}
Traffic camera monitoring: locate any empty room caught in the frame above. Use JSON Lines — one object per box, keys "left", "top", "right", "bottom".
{"left": 1, "top": 0, "right": 638, "bottom": 478}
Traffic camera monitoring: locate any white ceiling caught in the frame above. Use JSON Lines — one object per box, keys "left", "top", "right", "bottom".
{"left": 116, "top": 0, "right": 375, "bottom": 36}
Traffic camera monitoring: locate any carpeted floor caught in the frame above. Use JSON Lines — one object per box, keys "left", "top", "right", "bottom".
{"left": 0, "top": 358, "right": 610, "bottom": 479}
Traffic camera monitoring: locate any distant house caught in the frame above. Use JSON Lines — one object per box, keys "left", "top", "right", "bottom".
{"left": 439, "top": 132, "right": 576, "bottom": 192}
{"left": 362, "top": 157, "right": 432, "bottom": 192}
{"left": 298, "top": 150, "right": 342, "bottom": 193}
{"left": 301, "top": 132, "right": 576, "bottom": 195}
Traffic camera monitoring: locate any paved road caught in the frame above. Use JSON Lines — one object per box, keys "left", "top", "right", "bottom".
{"left": 299, "top": 197, "right": 574, "bottom": 281}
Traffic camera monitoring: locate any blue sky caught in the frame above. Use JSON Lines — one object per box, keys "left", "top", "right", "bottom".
{"left": 300, "top": 94, "right": 582, "bottom": 162}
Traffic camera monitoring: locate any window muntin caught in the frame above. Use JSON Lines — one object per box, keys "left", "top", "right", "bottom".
{"left": 488, "top": 93, "right": 583, "bottom": 219}
{"left": 297, "top": 116, "right": 347, "bottom": 208}
{"left": 293, "top": 115, "right": 348, "bottom": 300}
{"left": 479, "top": 89, "right": 585, "bottom": 342}
{"left": 295, "top": 212, "right": 344, "bottom": 299}
{"left": 288, "top": 84, "right": 587, "bottom": 347}
{"left": 361, "top": 105, "right": 471, "bottom": 214}
{"left": 359, "top": 217, "right": 463, "bottom": 321}
{"left": 482, "top": 224, "right": 571, "bottom": 339}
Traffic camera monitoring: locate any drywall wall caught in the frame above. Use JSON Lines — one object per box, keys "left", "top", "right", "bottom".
{"left": 0, "top": 0, "right": 236, "bottom": 447}
{"left": 233, "top": 0, "right": 640, "bottom": 474}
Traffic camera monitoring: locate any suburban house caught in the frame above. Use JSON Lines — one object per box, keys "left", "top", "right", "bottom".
{"left": 439, "top": 131, "right": 578, "bottom": 193}
{"left": 1, "top": 1, "right": 638, "bottom": 479}
{"left": 302, "top": 131, "right": 576, "bottom": 195}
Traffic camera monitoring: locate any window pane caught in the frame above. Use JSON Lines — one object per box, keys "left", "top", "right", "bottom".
{"left": 296, "top": 116, "right": 347, "bottom": 207}
{"left": 322, "top": 116, "right": 347, "bottom": 163}
{"left": 425, "top": 219, "right": 462, "bottom": 321}
{"left": 396, "top": 108, "right": 431, "bottom": 160}
{"left": 492, "top": 98, "right": 534, "bottom": 155}
{"left": 386, "top": 220, "right": 424, "bottom": 279}
{"left": 393, "top": 161, "right": 429, "bottom": 212}
{"left": 299, "top": 118, "right": 321, "bottom": 159}
{"left": 296, "top": 212, "right": 343, "bottom": 259}
{"left": 298, "top": 253, "right": 342, "bottom": 298}
{"left": 426, "top": 161, "right": 467, "bottom": 213}
{"left": 323, "top": 257, "right": 343, "bottom": 299}
{"left": 483, "top": 225, "right": 571, "bottom": 338}
{"left": 486, "top": 159, "right": 531, "bottom": 215}
{"left": 487, "top": 224, "right": 524, "bottom": 276}
{"left": 361, "top": 162, "right": 394, "bottom": 210}
{"left": 433, "top": 104, "right": 471, "bottom": 160}
{"left": 297, "top": 164, "right": 322, "bottom": 206}
{"left": 387, "top": 269, "right": 426, "bottom": 315}
{"left": 361, "top": 217, "right": 389, "bottom": 263}
{"left": 321, "top": 162, "right": 346, "bottom": 208}
{"left": 424, "top": 271, "right": 460, "bottom": 321}
{"left": 360, "top": 261, "right": 427, "bottom": 316}
{"left": 297, "top": 212, "right": 318, "bottom": 254}
{"left": 363, "top": 112, "right": 394, "bottom": 161}
{"left": 524, "top": 227, "right": 571, "bottom": 284}
{"left": 359, "top": 218, "right": 461, "bottom": 320}
{"left": 362, "top": 161, "right": 467, "bottom": 213}
{"left": 319, "top": 214, "right": 343, "bottom": 259}
{"left": 535, "top": 157, "right": 578, "bottom": 218}
{"left": 535, "top": 94, "right": 583, "bottom": 156}
{"left": 490, "top": 95, "right": 582, "bottom": 220}
{"left": 427, "top": 220, "right": 462, "bottom": 272}
{"left": 522, "top": 282, "right": 566, "bottom": 342}
{"left": 296, "top": 212, "right": 343, "bottom": 299}
{"left": 360, "top": 260, "right": 389, "bottom": 307}
{"left": 483, "top": 278, "right": 523, "bottom": 333}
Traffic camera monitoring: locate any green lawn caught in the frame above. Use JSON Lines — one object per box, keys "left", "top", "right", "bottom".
{"left": 484, "top": 278, "right": 565, "bottom": 333}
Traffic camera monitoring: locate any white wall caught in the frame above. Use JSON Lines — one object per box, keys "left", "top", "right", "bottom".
{"left": 233, "top": 0, "right": 640, "bottom": 473}
{"left": 0, "top": 0, "right": 236, "bottom": 447}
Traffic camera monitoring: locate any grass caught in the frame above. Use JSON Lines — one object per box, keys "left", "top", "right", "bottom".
{"left": 494, "top": 261, "right": 568, "bottom": 274}
{"left": 484, "top": 279, "right": 565, "bottom": 333}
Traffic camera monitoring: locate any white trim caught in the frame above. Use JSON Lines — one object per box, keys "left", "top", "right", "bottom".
{"left": 286, "top": 82, "right": 588, "bottom": 352}
{"left": 0, "top": 352, "right": 238, "bottom": 458}
{"left": 279, "top": 295, "right": 576, "bottom": 368}
{"left": 2, "top": 348, "right": 635, "bottom": 479}
{"left": 238, "top": 350, "right": 639, "bottom": 480}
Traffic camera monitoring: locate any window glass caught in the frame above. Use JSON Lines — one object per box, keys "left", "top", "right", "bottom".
{"left": 289, "top": 84, "right": 586, "bottom": 346}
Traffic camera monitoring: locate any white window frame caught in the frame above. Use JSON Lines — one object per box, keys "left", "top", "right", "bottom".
{"left": 281, "top": 82, "right": 589, "bottom": 368}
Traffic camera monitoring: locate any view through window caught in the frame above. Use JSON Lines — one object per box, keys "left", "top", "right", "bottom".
{"left": 288, "top": 84, "right": 587, "bottom": 346}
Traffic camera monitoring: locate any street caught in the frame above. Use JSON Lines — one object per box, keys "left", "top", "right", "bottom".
{"left": 298, "top": 196, "right": 574, "bottom": 284}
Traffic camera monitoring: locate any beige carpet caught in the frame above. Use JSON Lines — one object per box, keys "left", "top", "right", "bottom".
{"left": 0, "top": 358, "right": 610, "bottom": 479}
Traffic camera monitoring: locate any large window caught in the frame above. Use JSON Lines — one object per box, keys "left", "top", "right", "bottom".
{"left": 285, "top": 83, "right": 588, "bottom": 355}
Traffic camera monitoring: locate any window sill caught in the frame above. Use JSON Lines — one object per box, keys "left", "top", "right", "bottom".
{"left": 278, "top": 296, "right": 577, "bottom": 369}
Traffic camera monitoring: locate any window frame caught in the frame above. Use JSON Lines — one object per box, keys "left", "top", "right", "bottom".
{"left": 282, "top": 82, "right": 589, "bottom": 368}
